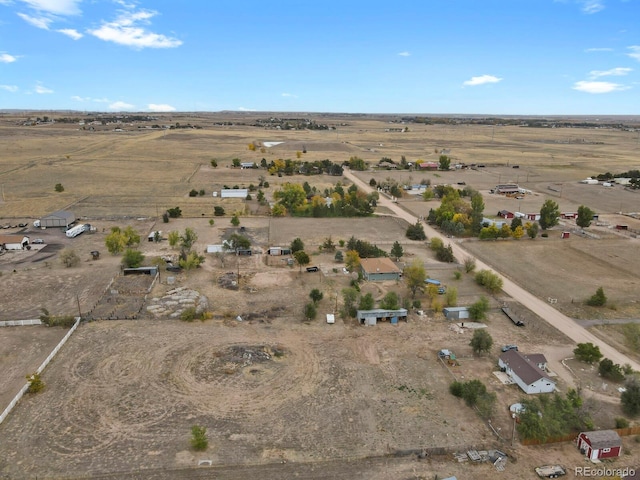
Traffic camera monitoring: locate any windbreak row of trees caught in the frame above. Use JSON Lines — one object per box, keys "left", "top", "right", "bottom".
{"left": 272, "top": 182, "right": 377, "bottom": 217}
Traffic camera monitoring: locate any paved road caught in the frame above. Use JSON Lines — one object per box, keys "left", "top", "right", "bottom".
{"left": 343, "top": 169, "right": 640, "bottom": 372}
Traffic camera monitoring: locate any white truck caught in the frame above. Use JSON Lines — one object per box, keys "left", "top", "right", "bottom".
{"left": 535, "top": 465, "right": 566, "bottom": 478}
{"left": 65, "top": 223, "right": 91, "bottom": 238}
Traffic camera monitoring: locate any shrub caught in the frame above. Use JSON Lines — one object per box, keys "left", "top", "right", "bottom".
{"left": 191, "top": 425, "right": 208, "bottom": 451}
{"left": 54, "top": 183, "right": 64, "bottom": 192}
{"left": 122, "top": 249, "right": 144, "bottom": 268}
{"left": 449, "top": 381, "right": 464, "bottom": 398}
{"left": 167, "top": 207, "right": 182, "bottom": 218}
{"left": 189, "top": 189, "right": 198, "bottom": 197}
{"left": 26, "top": 373, "right": 45, "bottom": 394}
{"left": 586, "top": 287, "right": 607, "bottom": 307}
{"left": 59, "top": 248, "right": 80, "bottom": 268}
{"left": 453, "top": 271, "right": 462, "bottom": 280}
{"left": 214, "top": 206, "right": 225, "bottom": 216}
{"left": 615, "top": 417, "right": 630, "bottom": 429}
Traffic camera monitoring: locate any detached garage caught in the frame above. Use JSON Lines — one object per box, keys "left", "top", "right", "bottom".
{"left": 39, "top": 210, "right": 75, "bottom": 228}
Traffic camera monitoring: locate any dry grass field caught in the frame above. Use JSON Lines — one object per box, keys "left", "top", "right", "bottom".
{"left": 0, "top": 112, "right": 639, "bottom": 479}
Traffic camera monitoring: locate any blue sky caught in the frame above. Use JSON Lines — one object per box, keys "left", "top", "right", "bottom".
{"left": 0, "top": 0, "right": 639, "bottom": 115}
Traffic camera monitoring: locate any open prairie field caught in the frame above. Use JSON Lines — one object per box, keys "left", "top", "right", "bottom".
{"left": 1, "top": 112, "right": 640, "bottom": 479}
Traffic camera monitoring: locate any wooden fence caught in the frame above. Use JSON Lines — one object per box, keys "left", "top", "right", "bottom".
{"left": 521, "top": 426, "right": 640, "bottom": 446}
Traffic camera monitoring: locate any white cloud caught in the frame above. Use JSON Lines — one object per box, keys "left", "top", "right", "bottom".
{"left": 580, "top": 0, "right": 605, "bottom": 14}
{"left": 88, "top": 9, "right": 182, "bottom": 49}
{"left": 398, "top": 51, "right": 411, "bottom": 57}
{"left": 148, "top": 103, "right": 176, "bottom": 112}
{"left": 463, "top": 74, "right": 502, "bottom": 86}
{"left": 0, "top": 85, "right": 19, "bottom": 92}
{"left": 628, "top": 46, "right": 640, "bottom": 62}
{"left": 0, "top": 53, "right": 18, "bottom": 63}
{"left": 237, "top": 107, "right": 256, "bottom": 111}
{"left": 585, "top": 47, "right": 613, "bottom": 52}
{"left": 72, "top": 95, "right": 111, "bottom": 103}
{"left": 35, "top": 83, "right": 53, "bottom": 94}
{"left": 17, "top": 12, "right": 52, "bottom": 29}
{"left": 20, "top": 0, "right": 82, "bottom": 15}
{"left": 281, "top": 93, "right": 297, "bottom": 98}
{"left": 57, "top": 28, "right": 82, "bottom": 39}
{"left": 589, "top": 67, "right": 632, "bottom": 78}
{"left": 109, "top": 100, "right": 135, "bottom": 110}
{"left": 573, "top": 80, "right": 628, "bottom": 93}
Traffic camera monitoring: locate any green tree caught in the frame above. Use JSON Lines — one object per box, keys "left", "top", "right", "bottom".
{"left": 379, "top": 291, "right": 400, "bottom": 310}
{"left": 59, "top": 248, "right": 80, "bottom": 267}
{"left": 210, "top": 159, "right": 218, "bottom": 168}
{"left": 54, "top": 183, "right": 64, "bottom": 192}
{"left": 167, "top": 206, "right": 182, "bottom": 218}
{"left": 573, "top": 342, "right": 603, "bottom": 364}
{"left": 470, "top": 193, "right": 485, "bottom": 236}
{"left": 341, "top": 287, "right": 359, "bottom": 318}
{"left": 358, "top": 292, "right": 375, "bottom": 310}
{"left": 303, "top": 303, "right": 317, "bottom": 321}
{"left": 576, "top": 205, "right": 595, "bottom": 229}
{"left": 526, "top": 221, "right": 539, "bottom": 239}
{"left": 180, "top": 227, "right": 198, "bottom": 253}
{"left": 191, "top": 425, "right": 208, "bottom": 451}
{"left": 438, "top": 155, "right": 451, "bottom": 171}
{"left": 510, "top": 216, "right": 523, "bottom": 231}
{"left": 334, "top": 250, "right": 344, "bottom": 262}
{"left": 231, "top": 158, "right": 241, "bottom": 168}
{"left": 406, "top": 222, "right": 427, "bottom": 240}
{"left": 309, "top": 289, "right": 323, "bottom": 305}
{"left": 322, "top": 236, "right": 336, "bottom": 252}
{"left": 122, "top": 249, "right": 144, "bottom": 268}
{"left": 598, "top": 358, "right": 625, "bottom": 382}
{"left": 231, "top": 214, "right": 240, "bottom": 226}
{"left": 274, "top": 183, "right": 307, "bottom": 213}
{"left": 345, "top": 250, "right": 361, "bottom": 273}
{"left": 475, "top": 269, "right": 503, "bottom": 293}
{"left": 429, "top": 237, "right": 444, "bottom": 251}
{"left": 586, "top": 286, "right": 607, "bottom": 306}
{"left": 468, "top": 296, "right": 490, "bottom": 320}
{"left": 539, "top": 199, "right": 560, "bottom": 230}
{"left": 435, "top": 244, "right": 455, "bottom": 263}
{"left": 290, "top": 237, "right": 305, "bottom": 254}
{"left": 179, "top": 251, "right": 204, "bottom": 270}
{"left": 621, "top": 377, "right": 640, "bottom": 416}
{"left": 226, "top": 233, "right": 251, "bottom": 251}
{"left": 404, "top": 259, "right": 426, "bottom": 298}
{"left": 464, "top": 257, "right": 476, "bottom": 273}
{"left": 168, "top": 230, "right": 180, "bottom": 248}
{"left": 390, "top": 241, "right": 404, "bottom": 261}
{"left": 105, "top": 228, "right": 127, "bottom": 254}
{"left": 122, "top": 226, "right": 140, "bottom": 246}
{"left": 214, "top": 206, "right": 225, "bottom": 216}
{"left": 469, "top": 329, "right": 493, "bottom": 355}
{"left": 294, "top": 250, "right": 310, "bottom": 272}
{"left": 445, "top": 287, "right": 458, "bottom": 307}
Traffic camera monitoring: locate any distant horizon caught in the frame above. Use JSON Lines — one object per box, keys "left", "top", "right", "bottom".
{"left": 1, "top": 1, "right": 639, "bottom": 115}
{"left": 2, "top": 109, "right": 640, "bottom": 122}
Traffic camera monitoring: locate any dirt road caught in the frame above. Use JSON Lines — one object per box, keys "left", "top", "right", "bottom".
{"left": 343, "top": 169, "right": 640, "bottom": 372}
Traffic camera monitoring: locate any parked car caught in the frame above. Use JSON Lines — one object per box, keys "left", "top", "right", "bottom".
{"left": 501, "top": 344, "right": 518, "bottom": 352}
{"left": 32, "top": 239, "right": 44, "bottom": 244}
{"left": 306, "top": 266, "right": 319, "bottom": 272}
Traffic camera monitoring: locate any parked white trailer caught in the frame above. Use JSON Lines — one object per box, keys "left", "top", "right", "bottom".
{"left": 66, "top": 224, "right": 90, "bottom": 238}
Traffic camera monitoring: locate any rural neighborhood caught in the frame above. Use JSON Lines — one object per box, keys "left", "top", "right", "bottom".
{"left": 0, "top": 111, "right": 639, "bottom": 479}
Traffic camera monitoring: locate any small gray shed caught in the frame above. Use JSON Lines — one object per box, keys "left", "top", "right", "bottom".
{"left": 443, "top": 307, "right": 470, "bottom": 320}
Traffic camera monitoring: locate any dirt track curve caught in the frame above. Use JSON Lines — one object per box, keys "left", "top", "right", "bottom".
{"left": 343, "top": 169, "right": 640, "bottom": 372}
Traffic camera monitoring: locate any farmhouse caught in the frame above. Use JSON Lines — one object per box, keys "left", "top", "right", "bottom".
{"left": 38, "top": 210, "right": 75, "bottom": 228}
{"left": 0, "top": 235, "right": 29, "bottom": 250}
{"left": 498, "top": 350, "right": 556, "bottom": 394}
{"left": 577, "top": 430, "right": 622, "bottom": 461}
{"left": 220, "top": 189, "right": 248, "bottom": 199}
{"left": 359, "top": 257, "right": 402, "bottom": 281}
{"left": 357, "top": 308, "right": 408, "bottom": 326}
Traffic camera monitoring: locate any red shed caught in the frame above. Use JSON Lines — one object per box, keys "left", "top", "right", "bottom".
{"left": 577, "top": 430, "right": 622, "bottom": 460}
